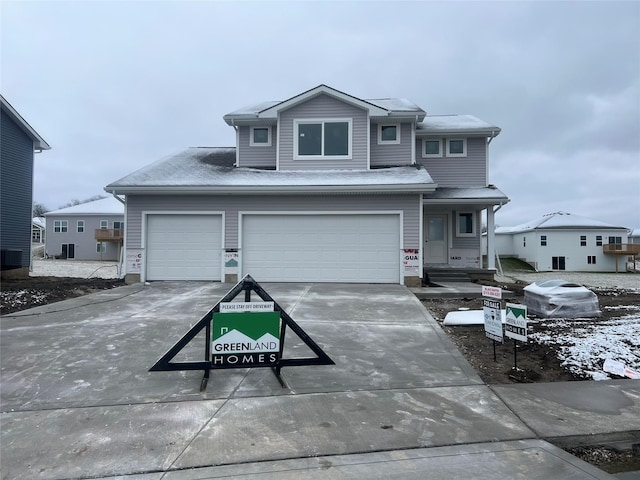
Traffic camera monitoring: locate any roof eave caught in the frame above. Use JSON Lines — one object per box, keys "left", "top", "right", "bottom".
{"left": 0, "top": 95, "right": 51, "bottom": 151}
{"left": 416, "top": 128, "right": 501, "bottom": 137}
{"left": 106, "top": 184, "right": 437, "bottom": 195}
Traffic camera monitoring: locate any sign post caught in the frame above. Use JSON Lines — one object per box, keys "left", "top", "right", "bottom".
{"left": 505, "top": 303, "right": 528, "bottom": 370}
{"left": 482, "top": 286, "right": 503, "bottom": 361}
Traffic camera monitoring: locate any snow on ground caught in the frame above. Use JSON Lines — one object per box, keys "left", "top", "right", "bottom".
{"left": 498, "top": 271, "right": 640, "bottom": 380}
{"left": 31, "top": 259, "right": 120, "bottom": 279}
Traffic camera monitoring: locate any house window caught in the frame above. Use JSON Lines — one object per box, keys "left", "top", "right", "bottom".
{"left": 294, "top": 119, "right": 351, "bottom": 159}
{"left": 96, "top": 242, "right": 106, "bottom": 253}
{"left": 77, "top": 220, "right": 85, "bottom": 233}
{"left": 523, "top": 236, "right": 526, "bottom": 247}
{"left": 580, "top": 235, "right": 587, "bottom": 246}
{"left": 250, "top": 126, "right": 271, "bottom": 146}
{"left": 100, "top": 220, "right": 108, "bottom": 229}
{"left": 422, "top": 139, "right": 442, "bottom": 158}
{"left": 596, "top": 235, "right": 603, "bottom": 246}
{"left": 608, "top": 236, "right": 622, "bottom": 244}
{"left": 377, "top": 124, "right": 400, "bottom": 145}
{"left": 456, "top": 212, "right": 475, "bottom": 237}
{"left": 587, "top": 256, "right": 596, "bottom": 264}
{"left": 540, "top": 235, "right": 547, "bottom": 246}
{"left": 54, "top": 220, "right": 68, "bottom": 233}
{"left": 447, "top": 138, "right": 466, "bottom": 157}
{"left": 552, "top": 256, "right": 566, "bottom": 270}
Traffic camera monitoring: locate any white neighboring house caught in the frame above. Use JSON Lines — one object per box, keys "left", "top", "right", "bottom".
{"left": 32, "top": 217, "right": 45, "bottom": 244}
{"left": 484, "top": 212, "right": 633, "bottom": 272}
{"left": 44, "top": 197, "right": 125, "bottom": 261}
{"left": 630, "top": 228, "right": 640, "bottom": 244}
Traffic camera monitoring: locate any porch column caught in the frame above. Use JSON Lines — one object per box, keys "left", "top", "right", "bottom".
{"left": 486, "top": 207, "right": 496, "bottom": 270}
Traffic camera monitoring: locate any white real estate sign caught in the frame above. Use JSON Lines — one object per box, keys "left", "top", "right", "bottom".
{"left": 483, "top": 298, "right": 503, "bottom": 343}
{"left": 505, "top": 303, "right": 528, "bottom": 342}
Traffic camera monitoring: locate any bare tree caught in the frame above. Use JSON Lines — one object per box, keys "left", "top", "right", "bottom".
{"left": 32, "top": 201, "right": 48, "bottom": 217}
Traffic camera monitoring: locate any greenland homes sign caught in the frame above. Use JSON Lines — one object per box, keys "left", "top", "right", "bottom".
{"left": 150, "top": 275, "right": 334, "bottom": 390}
{"left": 212, "top": 310, "right": 281, "bottom": 367}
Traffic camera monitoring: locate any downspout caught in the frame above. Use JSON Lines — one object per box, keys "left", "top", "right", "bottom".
{"left": 232, "top": 119, "right": 239, "bottom": 167}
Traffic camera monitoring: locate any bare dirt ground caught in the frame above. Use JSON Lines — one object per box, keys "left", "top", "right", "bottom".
{"left": 0, "top": 276, "right": 125, "bottom": 314}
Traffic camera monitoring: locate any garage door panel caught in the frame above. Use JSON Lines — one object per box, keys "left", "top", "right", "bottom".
{"left": 242, "top": 214, "right": 400, "bottom": 283}
{"left": 146, "top": 214, "right": 222, "bottom": 281}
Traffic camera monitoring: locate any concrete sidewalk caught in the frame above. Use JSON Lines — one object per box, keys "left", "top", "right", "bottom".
{"left": 1, "top": 282, "right": 637, "bottom": 479}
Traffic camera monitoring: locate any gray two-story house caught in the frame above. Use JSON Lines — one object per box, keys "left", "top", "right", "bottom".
{"left": 1, "top": 95, "right": 50, "bottom": 278}
{"left": 44, "top": 197, "right": 125, "bottom": 261}
{"left": 105, "top": 85, "right": 508, "bottom": 285}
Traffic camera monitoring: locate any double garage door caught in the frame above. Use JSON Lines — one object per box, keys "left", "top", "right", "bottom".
{"left": 145, "top": 213, "right": 400, "bottom": 283}
{"left": 242, "top": 214, "right": 400, "bottom": 283}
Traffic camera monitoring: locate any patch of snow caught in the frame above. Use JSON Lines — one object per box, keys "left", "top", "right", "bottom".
{"left": 529, "top": 313, "right": 640, "bottom": 380}
{"left": 30, "top": 259, "right": 120, "bottom": 279}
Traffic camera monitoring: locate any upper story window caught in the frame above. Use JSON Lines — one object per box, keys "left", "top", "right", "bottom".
{"left": 377, "top": 124, "right": 400, "bottom": 145}
{"left": 447, "top": 138, "right": 467, "bottom": 157}
{"left": 250, "top": 126, "right": 271, "bottom": 147}
{"left": 596, "top": 235, "right": 603, "bottom": 246}
{"left": 294, "top": 118, "right": 352, "bottom": 159}
{"left": 456, "top": 212, "right": 475, "bottom": 237}
{"left": 77, "top": 220, "right": 85, "bottom": 233}
{"left": 540, "top": 235, "right": 547, "bottom": 246}
{"left": 100, "top": 220, "right": 109, "bottom": 229}
{"left": 580, "top": 235, "right": 587, "bottom": 246}
{"left": 422, "top": 138, "right": 443, "bottom": 158}
{"left": 54, "top": 220, "right": 68, "bottom": 233}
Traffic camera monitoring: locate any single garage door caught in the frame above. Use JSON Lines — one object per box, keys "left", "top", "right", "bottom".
{"left": 146, "top": 214, "right": 222, "bottom": 281}
{"left": 242, "top": 214, "right": 400, "bottom": 283}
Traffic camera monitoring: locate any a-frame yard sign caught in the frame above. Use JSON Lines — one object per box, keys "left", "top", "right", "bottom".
{"left": 150, "top": 275, "right": 334, "bottom": 390}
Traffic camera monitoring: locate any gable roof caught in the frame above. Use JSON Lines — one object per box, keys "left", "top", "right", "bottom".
{"left": 0, "top": 94, "right": 51, "bottom": 151}
{"left": 104, "top": 147, "right": 436, "bottom": 195}
{"left": 416, "top": 115, "right": 501, "bottom": 136}
{"left": 45, "top": 196, "right": 124, "bottom": 216}
{"left": 497, "top": 212, "right": 628, "bottom": 234}
{"left": 223, "top": 85, "right": 426, "bottom": 125}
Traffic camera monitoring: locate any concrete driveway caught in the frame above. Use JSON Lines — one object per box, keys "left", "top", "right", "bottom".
{"left": 1, "top": 281, "right": 627, "bottom": 479}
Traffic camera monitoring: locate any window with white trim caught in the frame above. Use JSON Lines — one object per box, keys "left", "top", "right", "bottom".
{"left": 250, "top": 126, "right": 271, "bottom": 146}
{"left": 422, "top": 138, "right": 442, "bottom": 158}
{"left": 596, "top": 235, "right": 603, "bottom": 246}
{"left": 456, "top": 212, "right": 475, "bottom": 237}
{"left": 580, "top": 235, "right": 587, "bottom": 246}
{"left": 54, "top": 220, "right": 68, "bottom": 233}
{"left": 77, "top": 220, "right": 85, "bottom": 233}
{"left": 447, "top": 138, "right": 467, "bottom": 157}
{"left": 294, "top": 119, "right": 352, "bottom": 159}
{"left": 540, "top": 235, "right": 547, "bottom": 246}
{"left": 377, "top": 124, "right": 400, "bottom": 145}
{"left": 100, "top": 220, "right": 108, "bottom": 229}
{"left": 587, "top": 255, "right": 596, "bottom": 264}
{"left": 96, "top": 242, "right": 106, "bottom": 253}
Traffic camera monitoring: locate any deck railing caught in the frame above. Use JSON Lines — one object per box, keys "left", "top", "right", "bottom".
{"left": 603, "top": 243, "right": 640, "bottom": 255}
{"left": 95, "top": 229, "right": 124, "bottom": 241}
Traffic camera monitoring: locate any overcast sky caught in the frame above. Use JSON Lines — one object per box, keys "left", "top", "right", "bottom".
{"left": 2, "top": 1, "right": 639, "bottom": 228}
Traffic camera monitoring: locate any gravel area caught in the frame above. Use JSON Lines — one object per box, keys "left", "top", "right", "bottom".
{"left": 30, "top": 258, "right": 120, "bottom": 279}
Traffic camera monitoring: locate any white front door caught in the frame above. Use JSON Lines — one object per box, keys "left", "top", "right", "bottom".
{"left": 424, "top": 214, "right": 448, "bottom": 264}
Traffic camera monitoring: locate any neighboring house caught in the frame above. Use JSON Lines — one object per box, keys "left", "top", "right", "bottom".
{"left": 485, "top": 211, "right": 634, "bottom": 272}
{"left": 0, "top": 95, "right": 51, "bottom": 279}
{"left": 44, "top": 197, "right": 125, "bottom": 261}
{"left": 32, "top": 217, "right": 46, "bottom": 244}
{"left": 105, "top": 84, "right": 508, "bottom": 285}
{"left": 630, "top": 229, "right": 640, "bottom": 244}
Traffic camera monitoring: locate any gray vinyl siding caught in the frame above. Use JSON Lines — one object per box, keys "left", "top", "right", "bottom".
{"left": 237, "top": 125, "right": 277, "bottom": 168}
{"left": 126, "top": 194, "right": 420, "bottom": 250}
{"left": 44, "top": 214, "right": 124, "bottom": 260}
{"left": 416, "top": 136, "right": 487, "bottom": 187}
{"left": 278, "top": 94, "right": 368, "bottom": 170}
{"left": 0, "top": 109, "right": 34, "bottom": 269}
{"left": 370, "top": 122, "right": 413, "bottom": 167}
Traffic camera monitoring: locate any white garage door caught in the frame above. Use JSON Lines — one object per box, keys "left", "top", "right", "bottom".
{"left": 242, "top": 214, "right": 400, "bottom": 283}
{"left": 146, "top": 214, "right": 222, "bottom": 281}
